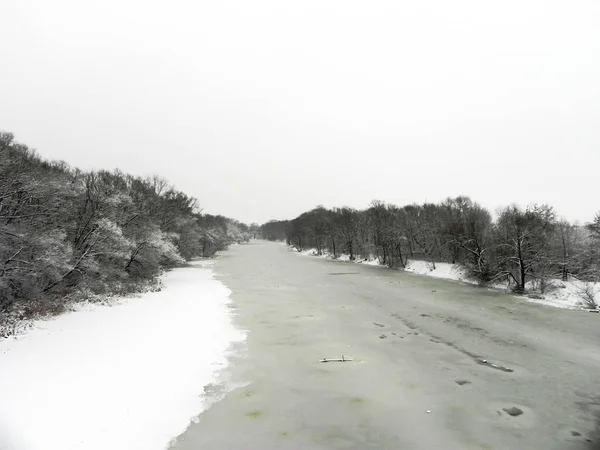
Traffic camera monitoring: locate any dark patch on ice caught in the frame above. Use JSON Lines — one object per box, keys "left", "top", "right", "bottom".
{"left": 246, "top": 410, "right": 264, "bottom": 418}
{"left": 574, "top": 394, "right": 600, "bottom": 449}
{"left": 391, "top": 314, "right": 515, "bottom": 374}
{"left": 444, "top": 316, "right": 486, "bottom": 334}
{"left": 502, "top": 407, "right": 523, "bottom": 417}
{"left": 390, "top": 313, "right": 419, "bottom": 330}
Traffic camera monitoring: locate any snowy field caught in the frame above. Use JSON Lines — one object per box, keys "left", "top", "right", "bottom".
{"left": 0, "top": 261, "right": 245, "bottom": 450}
{"left": 296, "top": 248, "right": 596, "bottom": 310}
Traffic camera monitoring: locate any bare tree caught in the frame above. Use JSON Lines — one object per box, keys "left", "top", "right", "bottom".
{"left": 495, "top": 204, "right": 557, "bottom": 293}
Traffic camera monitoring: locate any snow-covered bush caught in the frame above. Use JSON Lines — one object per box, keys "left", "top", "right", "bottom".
{"left": 575, "top": 283, "right": 598, "bottom": 309}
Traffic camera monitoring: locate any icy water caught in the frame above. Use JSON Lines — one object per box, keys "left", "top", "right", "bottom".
{"left": 171, "top": 241, "right": 600, "bottom": 450}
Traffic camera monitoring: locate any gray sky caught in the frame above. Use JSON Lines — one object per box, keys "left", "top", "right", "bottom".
{"left": 1, "top": 0, "right": 599, "bottom": 224}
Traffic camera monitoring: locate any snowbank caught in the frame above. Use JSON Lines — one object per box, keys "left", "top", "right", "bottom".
{"left": 293, "top": 247, "right": 596, "bottom": 310}
{"left": 296, "top": 249, "right": 382, "bottom": 266}
{"left": 0, "top": 261, "right": 245, "bottom": 450}
{"left": 404, "top": 260, "right": 468, "bottom": 282}
{"left": 521, "top": 279, "right": 595, "bottom": 309}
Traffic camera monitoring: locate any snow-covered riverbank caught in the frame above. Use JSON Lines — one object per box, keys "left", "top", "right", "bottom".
{"left": 0, "top": 261, "right": 245, "bottom": 450}
{"left": 296, "top": 248, "right": 595, "bottom": 310}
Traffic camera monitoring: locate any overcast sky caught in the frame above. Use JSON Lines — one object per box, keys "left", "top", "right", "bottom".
{"left": 1, "top": 1, "right": 599, "bottom": 224}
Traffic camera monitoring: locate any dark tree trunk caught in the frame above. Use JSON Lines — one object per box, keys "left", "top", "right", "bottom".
{"left": 517, "top": 239, "right": 526, "bottom": 292}
{"left": 396, "top": 242, "right": 406, "bottom": 268}
{"left": 561, "top": 234, "right": 569, "bottom": 281}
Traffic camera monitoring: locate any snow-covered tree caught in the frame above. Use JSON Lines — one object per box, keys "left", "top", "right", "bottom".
{"left": 0, "top": 133, "right": 247, "bottom": 323}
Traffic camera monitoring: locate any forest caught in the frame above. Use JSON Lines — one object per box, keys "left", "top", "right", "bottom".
{"left": 0, "top": 132, "right": 254, "bottom": 328}
{"left": 260, "top": 198, "right": 600, "bottom": 299}
{"left": 4, "top": 129, "right": 600, "bottom": 328}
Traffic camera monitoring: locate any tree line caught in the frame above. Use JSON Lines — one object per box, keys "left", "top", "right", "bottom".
{"left": 0, "top": 132, "right": 253, "bottom": 325}
{"left": 260, "top": 198, "right": 600, "bottom": 294}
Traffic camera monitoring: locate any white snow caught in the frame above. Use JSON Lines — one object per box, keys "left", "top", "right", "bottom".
{"left": 295, "top": 248, "right": 382, "bottom": 265}
{"left": 404, "top": 260, "right": 468, "bottom": 282}
{"left": 521, "top": 278, "right": 596, "bottom": 309}
{"left": 362, "top": 258, "right": 382, "bottom": 266}
{"left": 0, "top": 261, "right": 245, "bottom": 450}
{"left": 293, "top": 247, "right": 598, "bottom": 310}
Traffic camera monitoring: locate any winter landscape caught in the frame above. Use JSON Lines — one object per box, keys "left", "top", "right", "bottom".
{"left": 2, "top": 1, "right": 600, "bottom": 449}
